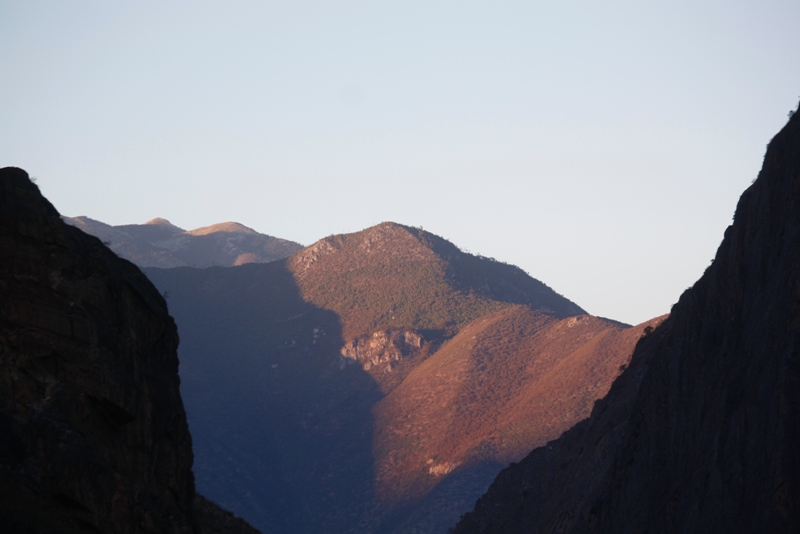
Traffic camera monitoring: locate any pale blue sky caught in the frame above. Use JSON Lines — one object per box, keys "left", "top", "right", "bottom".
{"left": 2, "top": 1, "right": 799, "bottom": 324}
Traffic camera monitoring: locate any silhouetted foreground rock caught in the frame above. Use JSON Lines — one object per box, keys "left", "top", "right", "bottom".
{"left": 0, "top": 167, "right": 258, "bottom": 533}
{"left": 453, "top": 112, "right": 800, "bottom": 532}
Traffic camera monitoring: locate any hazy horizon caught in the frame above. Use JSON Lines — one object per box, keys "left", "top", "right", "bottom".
{"left": 2, "top": 1, "right": 799, "bottom": 325}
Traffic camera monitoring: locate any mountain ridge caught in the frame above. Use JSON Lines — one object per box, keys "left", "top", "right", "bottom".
{"left": 64, "top": 215, "right": 302, "bottom": 268}
{"left": 145, "top": 220, "right": 650, "bottom": 533}
{"left": 287, "top": 221, "right": 586, "bottom": 344}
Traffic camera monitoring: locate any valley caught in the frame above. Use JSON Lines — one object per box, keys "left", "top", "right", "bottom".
{"left": 4, "top": 105, "right": 798, "bottom": 532}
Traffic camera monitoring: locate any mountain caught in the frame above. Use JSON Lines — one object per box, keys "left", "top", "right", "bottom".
{"left": 288, "top": 223, "right": 584, "bottom": 338}
{"left": 146, "top": 221, "right": 657, "bottom": 533}
{"left": 452, "top": 110, "right": 800, "bottom": 531}
{"left": 0, "top": 167, "right": 257, "bottom": 534}
{"left": 64, "top": 215, "right": 302, "bottom": 268}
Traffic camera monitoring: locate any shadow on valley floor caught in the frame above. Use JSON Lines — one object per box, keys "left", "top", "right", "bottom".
{"left": 379, "top": 461, "right": 507, "bottom": 534}
{"left": 146, "top": 261, "right": 384, "bottom": 534}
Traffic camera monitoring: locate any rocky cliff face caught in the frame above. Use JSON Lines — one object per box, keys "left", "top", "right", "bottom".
{"left": 453, "top": 112, "right": 800, "bottom": 531}
{"left": 0, "top": 168, "right": 257, "bottom": 533}
{"left": 340, "top": 329, "right": 427, "bottom": 377}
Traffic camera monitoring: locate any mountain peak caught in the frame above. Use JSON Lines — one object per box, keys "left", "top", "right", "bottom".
{"left": 287, "top": 221, "right": 583, "bottom": 340}
{"left": 288, "top": 222, "right": 433, "bottom": 277}
{"left": 186, "top": 221, "right": 258, "bottom": 236}
{"left": 355, "top": 222, "right": 435, "bottom": 256}
{"left": 144, "top": 217, "right": 184, "bottom": 230}
{"left": 371, "top": 220, "right": 415, "bottom": 233}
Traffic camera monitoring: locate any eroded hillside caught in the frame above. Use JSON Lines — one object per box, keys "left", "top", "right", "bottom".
{"left": 147, "top": 222, "right": 652, "bottom": 533}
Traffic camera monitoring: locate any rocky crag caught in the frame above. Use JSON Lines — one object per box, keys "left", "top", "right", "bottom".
{"left": 453, "top": 110, "right": 800, "bottom": 531}
{"left": 0, "top": 167, "right": 257, "bottom": 533}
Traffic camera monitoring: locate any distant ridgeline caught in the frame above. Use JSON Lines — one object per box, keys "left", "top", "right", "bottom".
{"left": 453, "top": 106, "right": 800, "bottom": 532}
{"left": 64, "top": 215, "right": 303, "bottom": 268}
{"left": 145, "top": 219, "right": 661, "bottom": 533}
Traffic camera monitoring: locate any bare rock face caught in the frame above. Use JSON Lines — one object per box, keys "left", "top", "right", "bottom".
{"left": 340, "top": 329, "right": 426, "bottom": 375}
{"left": 453, "top": 110, "right": 800, "bottom": 531}
{"left": 0, "top": 167, "right": 257, "bottom": 533}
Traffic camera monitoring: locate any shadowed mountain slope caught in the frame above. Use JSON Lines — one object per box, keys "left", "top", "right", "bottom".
{"left": 146, "top": 223, "right": 650, "bottom": 533}
{"left": 0, "top": 168, "right": 257, "bottom": 533}
{"left": 453, "top": 108, "right": 800, "bottom": 532}
{"left": 148, "top": 260, "right": 382, "bottom": 533}
{"left": 64, "top": 215, "right": 302, "bottom": 268}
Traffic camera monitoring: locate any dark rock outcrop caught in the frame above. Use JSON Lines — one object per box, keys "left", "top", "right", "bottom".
{"left": 0, "top": 167, "right": 258, "bottom": 533}
{"left": 193, "top": 494, "right": 263, "bottom": 534}
{"left": 453, "top": 111, "right": 800, "bottom": 531}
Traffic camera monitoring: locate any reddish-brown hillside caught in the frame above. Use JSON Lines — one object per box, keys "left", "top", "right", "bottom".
{"left": 286, "top": 222, "right": 586, "bottom": 392}
{"left": 145, "top": 222, "right": 656, "bottom": 533}
{"left": 372, "top": 307, "right": 662, "bottom": 527}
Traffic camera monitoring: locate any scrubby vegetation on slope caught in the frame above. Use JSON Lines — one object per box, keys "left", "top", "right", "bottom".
{"left": 288, "top": 222, "right": 583, "bottom": 341}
